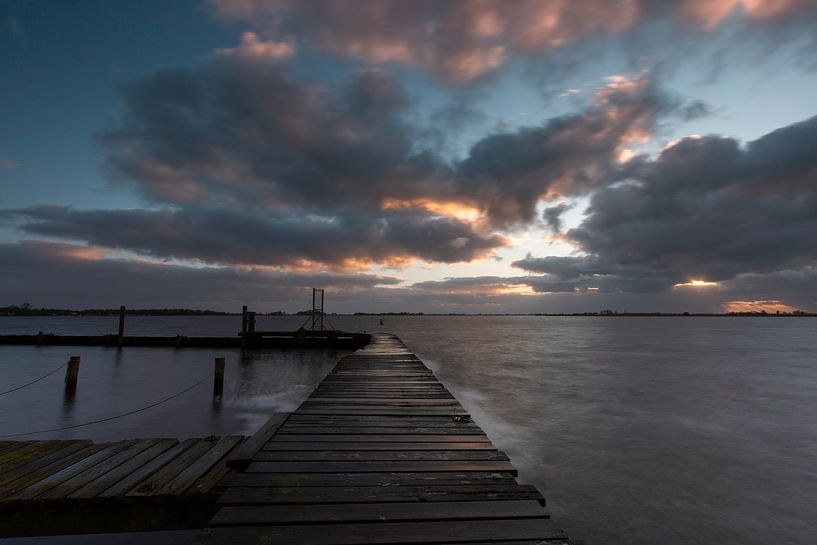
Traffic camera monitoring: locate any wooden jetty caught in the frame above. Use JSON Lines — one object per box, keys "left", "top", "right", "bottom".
{"left": 0, "top": 331, "right": 369, "bottom": 349}
{"left": 0, "top": 435, "right": 244, "bottom": 536}
{"left": 0, "top": 333, "right": 567, "bottom": 542}
{"left": 196, "top": 333, "right": 567, "bottom": 545}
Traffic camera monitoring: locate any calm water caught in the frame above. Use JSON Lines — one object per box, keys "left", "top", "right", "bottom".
{"left": 1, "top": 315, "right": 815, "bottom": 545}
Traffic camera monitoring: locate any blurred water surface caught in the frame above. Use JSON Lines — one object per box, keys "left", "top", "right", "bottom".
{"left": 1, "top": 315, "right": 815, "bottom": 545}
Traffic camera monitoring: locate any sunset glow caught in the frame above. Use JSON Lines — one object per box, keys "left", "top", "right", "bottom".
{"left": 674, "top": 280, "right": 720, "bottom": 288}
{"left": 3, "top": 1, "right": 816, "bottom": 313}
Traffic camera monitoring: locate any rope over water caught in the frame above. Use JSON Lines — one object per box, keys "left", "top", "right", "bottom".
{"left": 0, "top": 362, "right": 68, "bottom": 397}
{"left": 0, "top": 379, "right": 204, "bottom": 438}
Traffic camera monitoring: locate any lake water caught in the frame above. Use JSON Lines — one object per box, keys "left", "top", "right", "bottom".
{"left": 1, "top": 315, "right": 815, "bottom": 545}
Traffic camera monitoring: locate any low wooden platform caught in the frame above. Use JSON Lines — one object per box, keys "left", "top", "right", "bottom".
{"left": 197, "top": 334, "right": 568, "bottom": 544}
{"left": 0, "top": 331, "right": 369, "bottom": 349}
{"left": 0, "top": 435, "right": 244, "bottom": 536}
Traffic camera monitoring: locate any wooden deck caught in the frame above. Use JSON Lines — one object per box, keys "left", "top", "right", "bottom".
{"left": 0, "top": 435, "right": 244, "bottom": 536}
{"left": 197, "top": 334, "right": 568, "bottom": 545}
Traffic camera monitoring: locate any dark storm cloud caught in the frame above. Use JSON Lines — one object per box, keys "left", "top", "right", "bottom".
{"left": 103, "top": 56, "right": 439, "bottom": 210}
{"left": 514, "top": 114, "right": 817, "bottom": 298}
{"left": 209, "top": 0, "right": 817, "bottom": 84}
{"left": 3, "top": 205, "right": 505, "bottom": 267}
{"left": 0, "top": 240, "right": 400, "bottom": 309}
{"left": 543, "top": 203, "right": 573, "bottom": 233}
{"left": 453, "top": 74, "right": 685, "bottom": 225}
{"left": 71, "top": 43, "right": 691, "bottom": 268}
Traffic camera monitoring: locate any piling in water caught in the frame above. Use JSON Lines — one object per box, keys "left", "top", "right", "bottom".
{"left": 213, "top": 357, "right": 225, "bottom": 397}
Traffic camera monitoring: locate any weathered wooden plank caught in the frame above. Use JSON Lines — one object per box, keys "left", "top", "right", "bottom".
{"left": 196, "top": 518, "right": 564, "bottom": 545}
{"left": 0, "top": 441, "right": 55, "bottom": 472}
{"left": 263, "top": 442, "right": 495, "bottom": 451}
{"left": 254, "top": 451, "right": 508, "bottom": 462}
{"left": 37, "top": 439, "right": 158, "bottom": 500}
{"left": 186, "top": 440, "right": 244, "bottom": 497}
{"left": 10, "top": 441, "right": 132, "bottom": 500}
{"left": 0, "top": 441, "right": 66, "bottom": 471}
{"left": 285, "top": 416, "right": 473, "bottom": 425}
{"left": 0, "top": 441, "right": 35, "bottom": 459}
{"left": 0, "top": 442, "right": 99, "bottom": 499}
{"left": 269, "top": 434, "right": 489, "bottom": 443}
{"left": 301, "top": 399, "right": 461, "bottom": 406}
{"left": 211, "top": 500, "right": 547, "bottom": 526}
{"left": 225, "top": 413, "right": 287, "bottom": 471}
{"left": 0, "top": 441, "right": 88, "bottom": 486}
{"left": 158, "top": 435, "right": 243, "bottom": 496}
{"left": 244, "top": 460, "right": 517, "bottom": 474}
{"left": 126, "top": 438, "right": 217, "bottom": 497}
{"left": 295, "top": 409, "right": 470, "bottom": 416}
{"left": 219, "top": 471, "right": 519, "bottom": 488}
{"left": 97, "top": 438, "right": 193, "bottom": 498}
{"left": 217, "top": 484, "right": 543, "bottom": 506}
{"left": 279, "top": 427, "right": 482, "bottom": 435}
{"left": 68, "top": 439, "right": 178, "bottom": 499}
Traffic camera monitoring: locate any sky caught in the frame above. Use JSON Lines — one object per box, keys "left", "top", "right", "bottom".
{"left": 2, "top": 0, "right": 817, "bottom": 313}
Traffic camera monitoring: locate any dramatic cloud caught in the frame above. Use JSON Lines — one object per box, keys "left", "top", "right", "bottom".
{"left": 48, "top": 42, "right": 689, "bottom": 269}
{"left": 208, "top": 0, "right": 817, "bottom": 83}
{"left": 512, "top": 114, "right": 817, "bottom": 305}
{"left": 2, "top": 205, "right": 504, "bottom": 269}
{"left": 0, "top": 240, "right": 400, "bottom": 309}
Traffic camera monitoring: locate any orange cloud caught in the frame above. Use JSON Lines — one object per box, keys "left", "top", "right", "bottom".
{"left": 381, "top": 198, "right": 482, "bottom": 223}
{"left": 218, "top": 31, "right": 295, "bottom": 60}
{"left": 723, "top": 300, "right": 800, "bottom": 313}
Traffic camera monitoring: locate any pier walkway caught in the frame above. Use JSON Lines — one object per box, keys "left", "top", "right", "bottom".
{"left": 197, "top": 333, "right": 567, "bottom": 544}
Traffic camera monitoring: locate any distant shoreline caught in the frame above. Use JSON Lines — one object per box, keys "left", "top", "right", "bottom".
{"left": 1, "top": 306, "right": 814, "bottom": 317}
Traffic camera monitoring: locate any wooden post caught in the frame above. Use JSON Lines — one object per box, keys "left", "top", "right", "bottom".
{"left": 241, "top": 305, "right": 248, "bottom": 348}
{"left": 213, "top": 357, "right": 225, "bottom": 397}
{"left": 117, "top": 306, "right": 126, "bottom": 347}
{"left": 248, "top": 313, "right": 256, "bottom": 348}
{"left": 64, "top": 356, "right": 80, "bottom": 391}
{"left": 320, "top": 289, "right": 325, "bottom": 332}
{"left": 311, "top": 288, "right": 316, "bottom": 330}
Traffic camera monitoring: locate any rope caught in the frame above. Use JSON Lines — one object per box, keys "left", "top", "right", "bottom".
{"left": 0, "top": 379, "right": 204, "bottom": 438}
{"left": 0, "top": 362, "right": 68, "bottom": 396}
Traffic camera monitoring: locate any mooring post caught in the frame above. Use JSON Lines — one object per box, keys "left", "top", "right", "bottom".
{"left": 241, "top": 305, "right": 248, "bottom": 348}
{"left": 65, "top": 356, "right": 80, "bottom": 391}
{"left": 213, "top": 357, "right": 225, "bottom": 397}
{"left": 248, "top": 312, "right": 256, "bottom": 348}
{"left": 320, "top": 289, "right": 325, "bottom": 332}
{"left": 311, "top": 288, "right": 316, "bottom": 330}
{"left": 117, "top": 305, "right": 126, "bottom": 347}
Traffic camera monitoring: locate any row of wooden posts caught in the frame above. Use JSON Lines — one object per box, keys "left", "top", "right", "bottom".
{"left": 63, "top": 355, "right": 226, "bottom": 398}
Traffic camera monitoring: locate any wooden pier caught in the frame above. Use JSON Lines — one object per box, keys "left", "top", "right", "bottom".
{"left": 196, "top": 334, "right": 567, "bottom": 544}
{"left": 0, "top": 333, "right": 567, "bottom": 542}
{"left": 0, "top": 435, "right": 244, "bottom": 536}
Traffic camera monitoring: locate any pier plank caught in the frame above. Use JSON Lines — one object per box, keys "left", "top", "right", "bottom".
{"left": 263, "top": 442, "right": 495, "bottom": 451}
{"left": 254, "top": 450, "right": 508, "bottom": 462}
{"left": 37, "top": 439, "right": 158, "bottom": 500}
{"left": 126, "top": 437, "right": 217, "bottom": 497}
{"left": 226, "top": 414, "right": 288, "bottom": 470}
{"left": 219, "top": 471, "right": 519, "bottom": 488}
{"left": 97, "top": 438, "right": 194, "bottom": 498}
{"left": 197, "top": 518, "right": 564, "bottom": 544}
{"left": 211, "top": 500, "right": 547, "bottom": 525}
{"left": 10, "top": 441, "right": 133, "bottom": 500}
{"left": 68, "top": 438, "right": 178, "bottom": 498}
{"left": 158, "top": 435, "right": 242, "bottom": 495}
{"left": 0, "top": 440, "right": 89, "bottom": 488}
{"left": 244, "top": 460, "right": 517, "bottom": 474}
{"left": 0, "top": 444, "right": 105, "bottom": 499}
{"left": 217, "top": 484, "right": 544, "bottom": 506}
